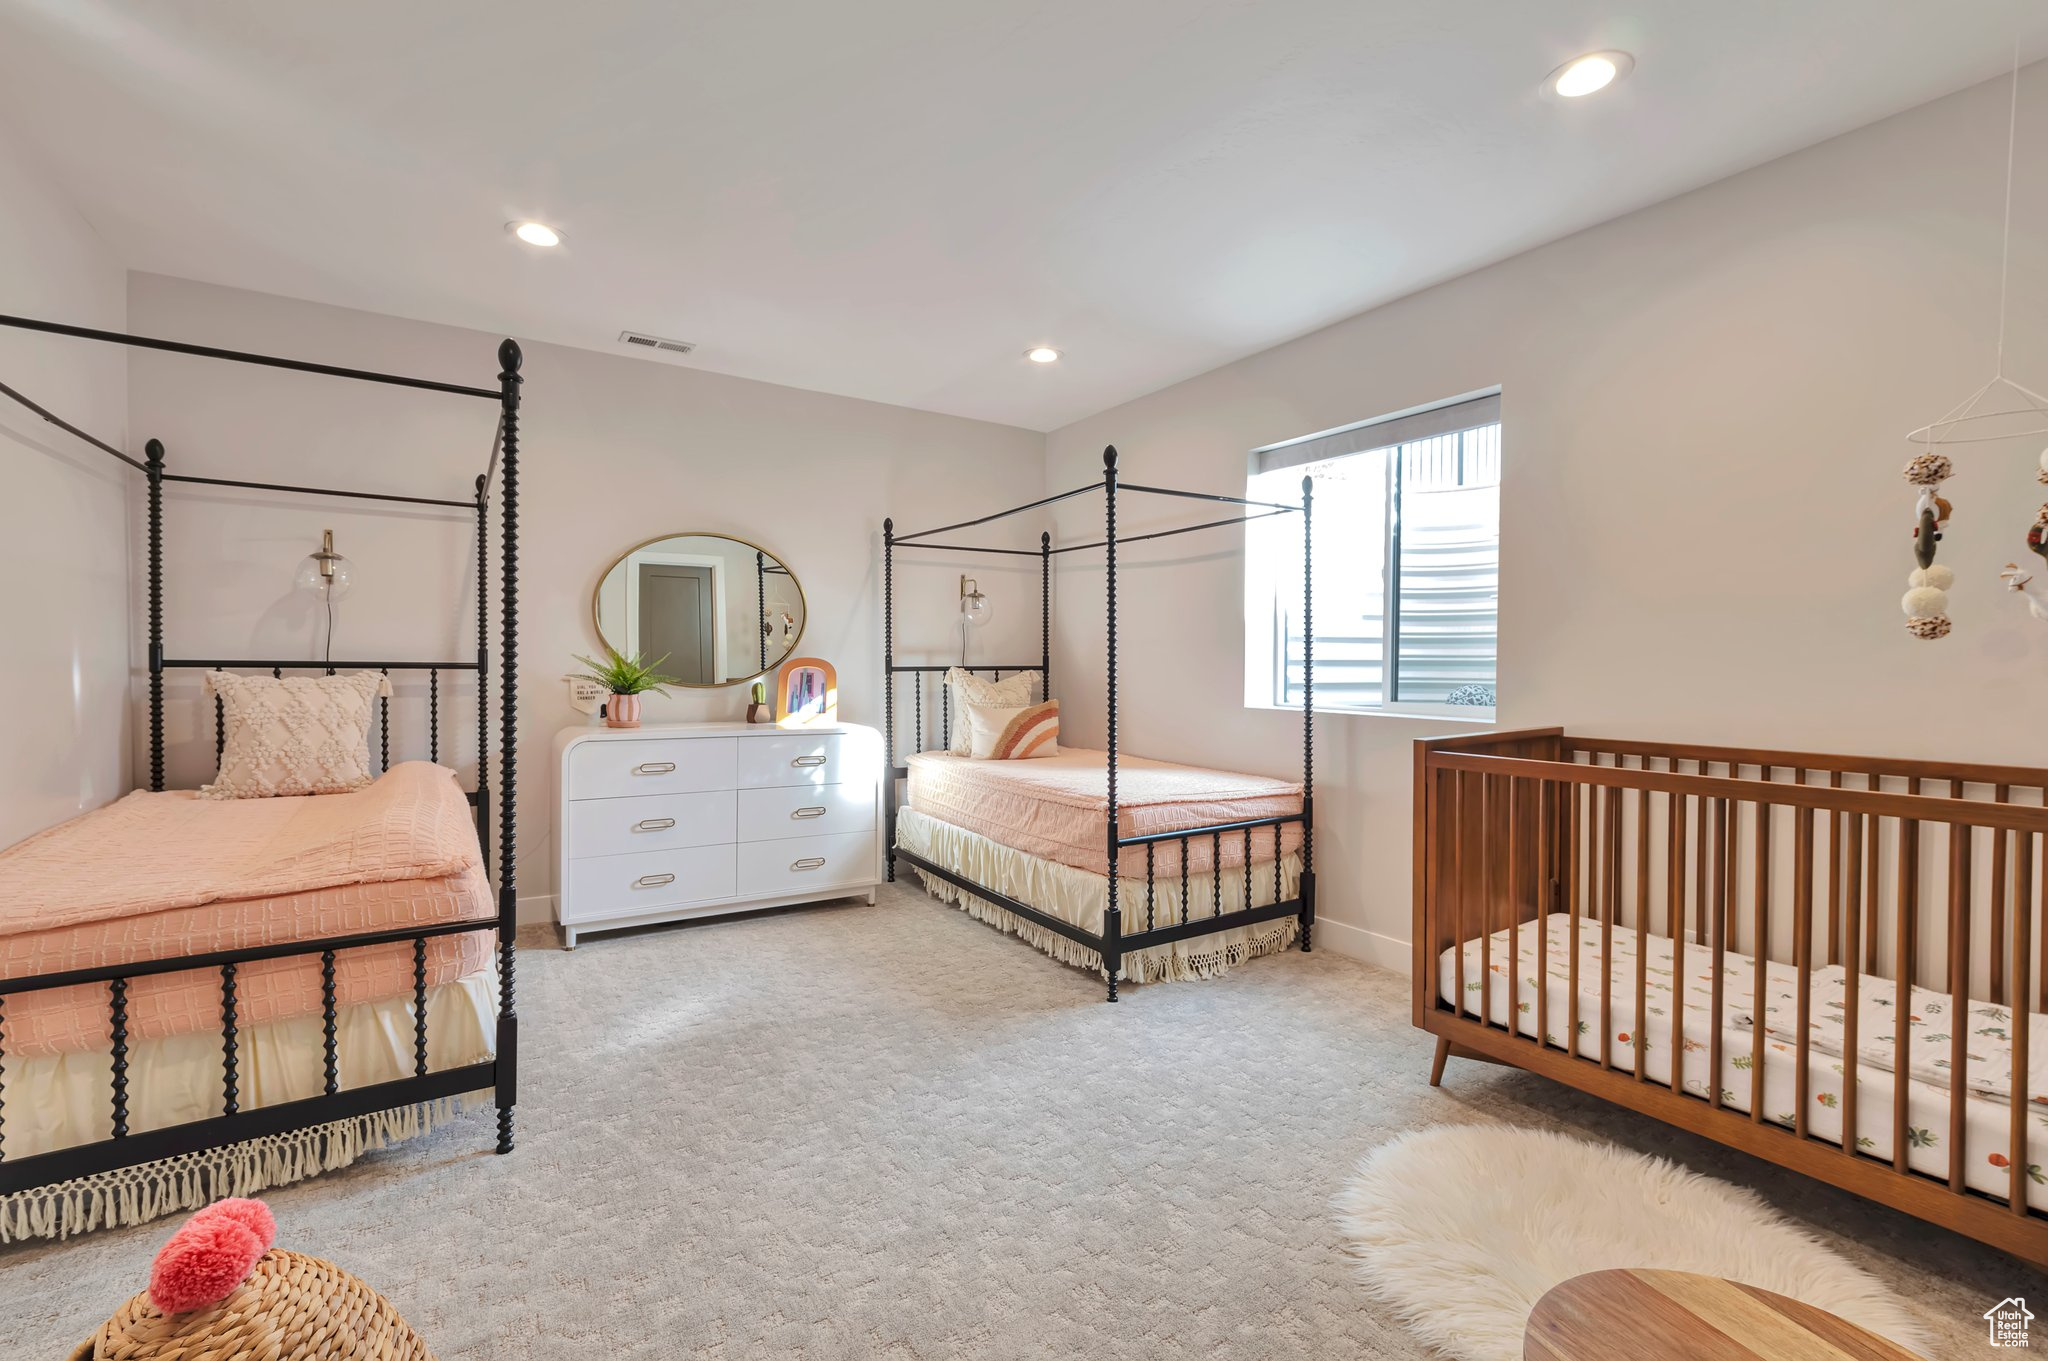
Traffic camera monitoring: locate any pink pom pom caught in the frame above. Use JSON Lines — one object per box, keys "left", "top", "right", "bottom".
{"left": 148, "top": 1214, "right": 267, "bottom": 1314}
{"left": 190, "top": 1197, "right": 276, "bottom": 1251}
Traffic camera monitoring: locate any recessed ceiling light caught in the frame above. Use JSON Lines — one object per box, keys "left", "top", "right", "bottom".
{"left": 1545, "top": 51, "right": 1633, "bottom": 99}
{"left": 508, "top": 221, "right": 562, "bottom": 248}
{"left": 1025, "top": 346, "right": 1061, "bottom": 364}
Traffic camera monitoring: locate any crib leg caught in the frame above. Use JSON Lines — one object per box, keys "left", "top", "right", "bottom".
{"left": 1429, "top": 1035, "right": 1452, "bottom": 1087}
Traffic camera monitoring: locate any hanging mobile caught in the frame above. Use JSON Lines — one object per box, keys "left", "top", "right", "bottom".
{"left": 1901, "top": 454, "right": 1955, "bottom": 640}
{"left": 1895, "top": 47, "right": 2048, "bottom": 636}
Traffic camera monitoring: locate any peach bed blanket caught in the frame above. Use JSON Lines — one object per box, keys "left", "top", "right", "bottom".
{"left": 0, "top": 762, "right": 493, "bottom": 1058}
{"left": 905, "top": 747, "right": 1302, "bottom": 879}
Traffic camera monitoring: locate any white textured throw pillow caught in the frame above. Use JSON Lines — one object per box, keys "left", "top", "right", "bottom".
{"left": 944, "top": 667, "right": 1034, "bottom": 755}
{"left": 201, "top": 670, "right": 392, "bottom": 799}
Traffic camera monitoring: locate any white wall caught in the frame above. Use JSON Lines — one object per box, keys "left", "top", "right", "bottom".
{"left": 0, "top": 123, "right": 131, "bottom": 847}
{"left": 127, "top": 273, "right": 1046, "bottom": 919}
{"left": 1045, "top": 66, "right": 2048, "bottom": 970}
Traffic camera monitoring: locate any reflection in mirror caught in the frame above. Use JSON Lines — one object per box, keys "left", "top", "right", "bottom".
{"left": 593, "top": 534, "right": 806, "bottom": 687}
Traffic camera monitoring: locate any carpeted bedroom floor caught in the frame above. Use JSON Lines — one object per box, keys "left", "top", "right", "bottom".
{"left": 2, "top": 883, "right": 2025, "bottom": 1358}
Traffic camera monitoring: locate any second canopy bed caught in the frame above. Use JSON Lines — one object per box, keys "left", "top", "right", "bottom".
{"left": 883, "top": 447, "right": 1315, "bottom": 1001}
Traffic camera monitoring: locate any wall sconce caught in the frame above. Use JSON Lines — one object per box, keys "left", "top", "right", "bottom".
{"left": 295, "top": 529, "right": 353, "bottom": 665}
{"left": 958, "top": 574, "right": 992, "bottom": 665}
{"left": 294, "top": 529, "right": 354, "bottom": 601}
{"left": 959, "top": 575, "right": 992, "bottom": 628}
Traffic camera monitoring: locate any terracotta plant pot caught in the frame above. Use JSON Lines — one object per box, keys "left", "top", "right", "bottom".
{"left": 606, "top": 693, "right": 643, "bottom": 729}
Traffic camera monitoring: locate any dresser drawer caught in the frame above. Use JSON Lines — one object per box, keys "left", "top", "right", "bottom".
{"left": 736, "top": 732, "right": 859, "bottom": 789}
{"left": 568, "top": 790, "right": 735, "bottom": 859}
{"left": 736, "top": 782, "right": 874, "bottom": 843}
{"left": 569, "top": 737, "right": 738, "bottom": 801}
{"left": 561, "top": 844, "right": 735, "bottom": 923}
{"left": 736, "top": 830, "right": 876, "bottom": 898}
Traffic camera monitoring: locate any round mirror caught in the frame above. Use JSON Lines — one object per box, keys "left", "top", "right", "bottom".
{"left": 592, "top": 534, "right": 806, "bottom": 687}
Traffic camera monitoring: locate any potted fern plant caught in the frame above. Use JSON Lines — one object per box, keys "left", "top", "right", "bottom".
{"left": 572, "top": 648, "right": 680, "bottom": 729}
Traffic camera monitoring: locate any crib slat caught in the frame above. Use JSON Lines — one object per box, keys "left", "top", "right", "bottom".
{"left": 1599, "top": 782, "right": 1617, "bottom": 1070}
{"left": 1894, "top": 802, "right": 1918, "bottom": 1172}
{"left": 1537, "top": 779, "right": 1551, "bottom": 1050}
{"left": 1633, "top": 784, "right": 1650, "bottom": 1082}
{"left": 1453, "top": 773, "right": 1467, "bottom": 1021}
{"left": 2010, "top": 831, "right": 2034, "bottom": 1215}
{"left": 220, "top": 961, "right": 240, "bottom": 1117}
{"left": 1482, "top": 776, "right": 1496, "bottom": 1026}
{"left": 1567, "top": 780, "right": 1581, "bottom": 1055}
{"left": 1507, "top": 778, "right": 1521, "bottom": 1039}
{"left": 1947, "top": 821, "right": 1972, "bottom": 1190}
{"left": 1842, "top": 813, "right": 1864, "bottom": 1155}
{"left": 1669, "top": 787, "right": 1687, "bottom": 1095}
{"left": 1751, "top": 800, "right": 1770, "bottom": 1122}
{"left": 1827, "top": 775, "right": 1845, "bottom": 967}
{"left": 320, "top": 947, "right": 339, "bottom": 1096}
{"left": 1863, "top": 807, "right": 1881, "bottom": 977}
{"left": 1793, "top": 804, "right": 1814, "bottom": 1138}
{"left": 1708, "top": 798, "right": 1727, "bottom": 1109}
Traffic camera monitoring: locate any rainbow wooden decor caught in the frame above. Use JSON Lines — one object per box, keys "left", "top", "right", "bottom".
{"left": 774, "top": 656, "right": 837, "bottom": 728}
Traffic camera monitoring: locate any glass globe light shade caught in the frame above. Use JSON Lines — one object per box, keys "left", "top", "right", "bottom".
{"left": 296, "top": 531, "right": 355, "bottom": 602}
{"left": 960, "top": 582, "right": 993, "bottom": 627}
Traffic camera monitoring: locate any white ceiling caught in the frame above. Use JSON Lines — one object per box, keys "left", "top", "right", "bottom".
{"left": 3, "top": 2, "right": 2047, "bottom": 432}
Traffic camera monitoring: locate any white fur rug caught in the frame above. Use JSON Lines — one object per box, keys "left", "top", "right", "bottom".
{"left": 1331, "top": 1126, "right": 1931, "bottom": 1361}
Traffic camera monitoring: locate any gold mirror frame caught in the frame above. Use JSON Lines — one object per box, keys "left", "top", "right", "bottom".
{"left": 591, "top": 531, "right": 807, "bottom": 689}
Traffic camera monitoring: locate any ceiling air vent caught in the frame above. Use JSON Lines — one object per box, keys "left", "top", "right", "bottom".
{"left": 618, "top": 330, "right": 696, "bottom": 356}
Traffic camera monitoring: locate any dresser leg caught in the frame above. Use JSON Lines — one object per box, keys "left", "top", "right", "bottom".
{"left": 563, "top": 927, "right": 578, "bottom": 950}
{"left": 866, "top": 887, "right": 878, "bottom": 905}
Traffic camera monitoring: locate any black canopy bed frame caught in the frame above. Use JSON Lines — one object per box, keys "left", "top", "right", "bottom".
{"left": 0, "top": 312, "right": 522, "bottom": 1202}
{"left": 883, "top": 446, "right": 1315, "bottom": 1002}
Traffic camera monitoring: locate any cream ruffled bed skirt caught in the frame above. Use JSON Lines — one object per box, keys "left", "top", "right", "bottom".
{"left": 1, "top": 973, "right": 497, "bottom": 1243}
{"left": 895, "top": 807, "right": 1301, "bottom": 983}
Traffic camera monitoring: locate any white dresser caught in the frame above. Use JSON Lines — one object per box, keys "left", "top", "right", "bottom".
{"left": 553, "top": 722, "right": 883, "bottom": 947}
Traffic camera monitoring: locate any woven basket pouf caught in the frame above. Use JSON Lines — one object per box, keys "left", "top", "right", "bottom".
{"left": 69, "top": 1199, "right": 433, "bottom": 1361}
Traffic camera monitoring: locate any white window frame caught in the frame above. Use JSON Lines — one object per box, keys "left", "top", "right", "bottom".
{"left": 1243, "top": 390, "right": 1500, "bottom": 722}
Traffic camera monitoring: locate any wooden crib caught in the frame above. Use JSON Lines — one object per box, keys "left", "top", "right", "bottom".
{"left": 1414, "top": 729, "right": 2048, "bottom": 1268}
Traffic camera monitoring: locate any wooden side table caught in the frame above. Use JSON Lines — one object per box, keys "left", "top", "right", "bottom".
{"left": 1524, "top": 1269, "right": 1920, "bottom": 1361}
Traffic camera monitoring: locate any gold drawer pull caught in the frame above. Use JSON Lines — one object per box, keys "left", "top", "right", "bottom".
{"left": 634, "top": 873, "right": 676, "bottom": 888}
{"left": 636, "top": 817, "right": 676, "bottom": 831}
{"left": 793, "top": 806, "right": 828, "bottom": 819}
{"left": 791, "top": 857, "right": 827, "bottom": 871}
{"left": 792, "top": 755, "right": 828, "bottom": 767}
{"left": 635, "top": 761, "right": 677, "bottom": 775}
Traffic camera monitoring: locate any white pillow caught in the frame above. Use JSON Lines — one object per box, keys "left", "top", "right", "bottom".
{"left": 201, "top": 670, "right": 392, "bottom": 799}
{"left": 944, "top": 667, "right": 1034, "bottom": 755}
{"left": 961, "top": 698, "right": 1060, "bottom": 760}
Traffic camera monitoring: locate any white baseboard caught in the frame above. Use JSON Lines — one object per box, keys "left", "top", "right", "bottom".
{"left": 516, "top": 893, "right": 556, "bottom": 927}
{"left": 1313, "top": 917, "right": 1411, "bottom": 975}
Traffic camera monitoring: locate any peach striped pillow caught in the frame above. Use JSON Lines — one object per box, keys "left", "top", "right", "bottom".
{"left": 963, "top": 698, "right": 1060, "bottom": 760}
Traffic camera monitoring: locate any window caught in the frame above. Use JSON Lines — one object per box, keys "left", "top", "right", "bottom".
{"left": 1244, "top": 393, "right": 1500, "bottom": 716}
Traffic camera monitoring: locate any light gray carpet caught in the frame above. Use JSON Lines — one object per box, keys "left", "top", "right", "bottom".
{"left": 1, "top": 884, "right": 2027, "bottom": 1358}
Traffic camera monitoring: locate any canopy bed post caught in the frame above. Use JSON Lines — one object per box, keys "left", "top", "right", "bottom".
{"left": 1102, "top": 446, "right": 1122, "bottom": 1002}
{"left": 475, "top": 471, "right": 490, "bottom": 866}
{"left": 1039, "top": 530, "right": 1051, "bottom": 698}
{"left": 493, "top": 338, "right": 521, "bottom": 1156}
{"left": 146, "top": 438, "right": 166, "bottom": 793}
{"left": 883, "top": 517, "right": 897, "bottom": 882}
{"left": 1299, "top": 472, "right": 1315, "bottom": 951}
